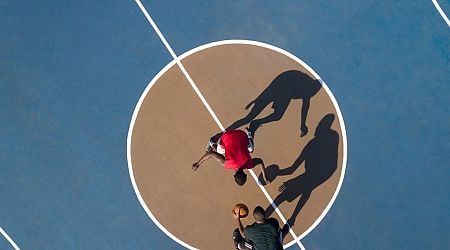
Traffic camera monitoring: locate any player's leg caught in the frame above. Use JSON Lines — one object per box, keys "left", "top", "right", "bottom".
{"left": 205, "top": 137, "right": 218, "bottom": 152}
{"left": 245, "top": 127, "right": 254, "bottom": 153}
{"left": 216, "top": 138, "right": 225, "bottom": 155}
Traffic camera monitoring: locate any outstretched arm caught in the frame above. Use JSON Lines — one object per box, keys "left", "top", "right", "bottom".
{"left": 300, "top": 98, "right": 310, "bottom": 137}
{"left": 233, "top": 208, "right": 246, "bottom": 236}
{"left": 278, "top": 146, "right": 306, "bottom": 176}
{"left": 192, "top": 152, "right": 225, "bottom": 171}
{"left": 253, "top": 158, "right": 270, "bottom": 184}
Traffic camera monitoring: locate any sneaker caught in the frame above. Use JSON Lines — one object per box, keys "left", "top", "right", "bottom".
{"left": 245, "top": 127, "right": 253, "bottom": 139}
{"left": 205, "top": 139, "right": 216, "bottom": 152}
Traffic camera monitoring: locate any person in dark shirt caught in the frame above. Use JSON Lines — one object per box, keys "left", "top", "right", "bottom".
{"left": 232, "top": 206, "right": 283, "bottom": 250}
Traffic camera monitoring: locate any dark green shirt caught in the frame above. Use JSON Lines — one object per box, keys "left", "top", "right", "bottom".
{"left": 244, "top": 218, "right": 283, "bottom": 250}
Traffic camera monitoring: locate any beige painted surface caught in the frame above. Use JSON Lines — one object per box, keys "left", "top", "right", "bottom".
{"left": 130, "top": 44, "right": 344, "bottom": 249}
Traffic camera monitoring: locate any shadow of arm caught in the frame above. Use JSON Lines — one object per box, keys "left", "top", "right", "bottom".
{"left": 278, "top": 146, "right": 306, "bottom": 176}
{"left": 300, "top": 98, "right": 310, "bottom": 137}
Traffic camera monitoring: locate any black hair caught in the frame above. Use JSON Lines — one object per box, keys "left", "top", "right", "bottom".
{"left": 234, "top": 169, "right": 247, "bottom": 186}
{"left": 253, "top": 206, "right": 266, "bottom": 222}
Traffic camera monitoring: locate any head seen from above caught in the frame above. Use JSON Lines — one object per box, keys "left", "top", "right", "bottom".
{"left": 234, "top": 168, "right": 247, "bottom": 186}
{"left": 253, "top": 206, "right": 266, "bottom": 223}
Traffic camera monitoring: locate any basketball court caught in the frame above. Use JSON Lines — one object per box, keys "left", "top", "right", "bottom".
{"left": 1, "top": 1, "right": 449, "bottom": 249}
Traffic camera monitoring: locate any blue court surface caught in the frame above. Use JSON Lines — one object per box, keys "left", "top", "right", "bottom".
{"left": 1, "top": 1, "right": 449, "bottom": 249}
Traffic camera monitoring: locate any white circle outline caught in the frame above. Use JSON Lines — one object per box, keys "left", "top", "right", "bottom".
{"left": 127, "top": 40, "right": 348, "bottom": 249}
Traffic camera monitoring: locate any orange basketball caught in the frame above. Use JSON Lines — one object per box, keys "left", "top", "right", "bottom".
{"left": 233, "top": 203, "right": 249, "bottom": 218}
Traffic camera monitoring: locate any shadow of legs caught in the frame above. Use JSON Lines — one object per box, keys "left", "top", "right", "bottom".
{"left": 265, "top": 192, "right": 287, "bottom": 218}
{"left": 226, "top": 102, "right": 267, "bottom": 132}
{"left": 287, "top": 191, "right": 311, "bottom": 227}
{"left": 248, "top": 100, "right": 289, "bottom": 135}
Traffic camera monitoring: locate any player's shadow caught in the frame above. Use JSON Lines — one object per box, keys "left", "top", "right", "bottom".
{"left": 211, "top": 70, "right": 321, "bottom": 141}
{"left": 264, "top": 114, "right": 339, "bottom": 227}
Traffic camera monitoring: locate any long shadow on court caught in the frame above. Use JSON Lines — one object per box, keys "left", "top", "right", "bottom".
{"left": 264, "top": 114, "right": 339, "bottom": 227}
{"left": 211, "top": 70, "right": 321, "bottom": 141}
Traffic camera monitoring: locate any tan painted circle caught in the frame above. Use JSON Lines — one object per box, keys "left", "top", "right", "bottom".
{"left": 129, "top": 42, "right": 345, "bottom": 249}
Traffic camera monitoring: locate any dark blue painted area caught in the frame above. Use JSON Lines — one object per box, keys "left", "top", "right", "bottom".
{"left": 1, "top": 0, "right": 449, "bottom": 249}
{"left": 0, "top": 1, "right": 181, "bottom": 249}
{"left": 0, "top": 232, "right": 14, "bottom": 250}
{"left": 142, "top": 1, "right": 449, "bottom": 249}
{"left": 141, "top": 0, "right": 309, "bottom": 56}
{"left": 439, "top": 0, "right": 450, "bottom": 16}
{"left": 292, "top": 2, "right": 449, "bottom": 250}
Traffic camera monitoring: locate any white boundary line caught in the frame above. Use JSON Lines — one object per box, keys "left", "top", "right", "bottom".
{"left": 134, "top": 0, "right": 225, "bottom": 130}
{"left": 127, "top": 60, "right": 195, "bottom": 249}
{"left": 432, "top": 0, "right": 450, "bottom": 27}
{"left": 0, "top": 227, "right": 20, "bottom": 250}
{"left": 246, "top": 170, "right": 305, "bottom": 250}
{"left": 130, "top": 2, "right": 347, "bottom": 250}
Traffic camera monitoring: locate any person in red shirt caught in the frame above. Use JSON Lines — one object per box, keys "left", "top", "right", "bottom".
{"left": 192, "top": 129, "right": 270, "bottom": 186}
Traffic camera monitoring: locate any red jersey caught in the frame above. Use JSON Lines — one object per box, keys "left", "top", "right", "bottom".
{"left": 220, "top": 130, "right": 253, "bottom": 170}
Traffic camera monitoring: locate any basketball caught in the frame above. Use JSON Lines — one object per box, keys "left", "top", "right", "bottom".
{"left": 233, "top": 203, "right": 249, "bottom": 218}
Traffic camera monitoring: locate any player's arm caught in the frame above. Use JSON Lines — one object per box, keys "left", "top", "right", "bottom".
{"left": 233, "top": 208, "right": 246, "bottom": 236}
{"left": 192, "top": 152, "right": 225, "bottom": 171}
{"left": 253, "top": 158, "right": 270, "bottom": 184}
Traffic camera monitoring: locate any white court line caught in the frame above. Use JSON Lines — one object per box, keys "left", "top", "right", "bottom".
{"left": 0, "top": 227, "right": 20, "bottom": 250}
{"left": 134, "top": 0, "right": 225, "bottom": 131}
{"left": 133, "top": 1, "right": 305, "bottom": 249}
{"left": 247, "top": 170, "right": 306, "bottom": 250}
{"left": 432, "top": 0, "right": 450, "bottom": 27}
